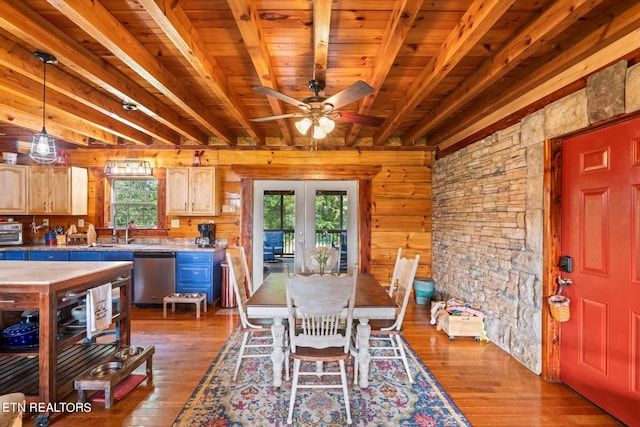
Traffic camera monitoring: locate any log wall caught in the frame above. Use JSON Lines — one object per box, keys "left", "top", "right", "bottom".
{"left": 18, "top": 148, "right": 433, "bottom": 285}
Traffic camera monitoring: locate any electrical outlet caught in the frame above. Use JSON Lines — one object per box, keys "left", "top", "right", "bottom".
{"left": 78, "top": 219, "right": 84, "bottom": 228}
{"left": 42, "top": 218, "right": 49, "bottom": 227}
{"left": 171, "top": 219, "right": 180, "bottom": 228}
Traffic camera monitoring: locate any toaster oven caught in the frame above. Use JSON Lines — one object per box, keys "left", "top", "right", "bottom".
{"left": 0, "top": 222, "right": 23, "bottom": 245}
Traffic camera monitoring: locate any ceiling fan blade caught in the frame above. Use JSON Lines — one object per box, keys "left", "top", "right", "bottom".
{"left": 250, "top": 113, "right": 304, "bottom": 122}
{"left": 253, "top": 86, "right": 306, "bottom": 108}
{"left": 334, "top": 111, "right": 384, "bottom": 127}
{"left": 323, "top": 80, "right": 375, "bottom": 110}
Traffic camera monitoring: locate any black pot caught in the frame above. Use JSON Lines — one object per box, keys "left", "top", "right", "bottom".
{"left": 2, "top": 321, "right": 39, "bottom": 346}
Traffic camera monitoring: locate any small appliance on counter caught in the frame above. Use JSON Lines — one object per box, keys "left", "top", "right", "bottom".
{"left": 0, "top": 222, "right": 22, "bottom": 246}
{"left": 195, "top": 223, "right": 215, "bottom": 247}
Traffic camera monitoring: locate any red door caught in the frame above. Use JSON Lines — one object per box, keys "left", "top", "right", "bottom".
{"left": 561, "top": 117, "right": 640, "bottom": 426}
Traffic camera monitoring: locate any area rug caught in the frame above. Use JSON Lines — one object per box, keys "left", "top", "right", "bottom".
{"left": 173, "top": 327, "right": 470, "bottom": 426}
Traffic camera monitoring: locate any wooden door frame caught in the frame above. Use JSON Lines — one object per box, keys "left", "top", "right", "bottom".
{"left": 230, "top": 164, "right": 381, "bottom": 278}
{"left": 542, "top": 138, "right": 563, "bottom": 381}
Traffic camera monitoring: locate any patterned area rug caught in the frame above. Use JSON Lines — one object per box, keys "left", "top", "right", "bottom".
{"left": 173, "top": 327, "right": 470, "bottom": 426}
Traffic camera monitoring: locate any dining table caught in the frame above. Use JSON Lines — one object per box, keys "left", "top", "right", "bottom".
{"left": 245, "top": 272, "right": 397, "bottom": 388}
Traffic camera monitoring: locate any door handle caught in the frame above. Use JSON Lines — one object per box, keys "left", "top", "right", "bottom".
{"left": 556, "top": 276, "right": 572, "bottom": 295}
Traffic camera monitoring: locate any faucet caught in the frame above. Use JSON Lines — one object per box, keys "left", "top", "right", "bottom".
{"left": 112, "top": 212, "right": 129, "bottom": 245}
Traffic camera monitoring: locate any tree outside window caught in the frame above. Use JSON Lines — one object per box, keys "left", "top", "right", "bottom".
{"left": 111, "top": 178, "right": 158, "bottom": 228}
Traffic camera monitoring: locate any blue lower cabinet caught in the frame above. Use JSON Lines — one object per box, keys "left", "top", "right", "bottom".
{"left": 176, "top": 251, "right": 225, "bottom": 305}
{"left": 29, "top": 250, "right": 69, "bottom": 261}
{"left": 101, "top": 251, "right": 134, "bottom": 261}
{"left": 3, "top": 251, "right": 28, "bottom": 260}
{"left": 70, "top": 251, "right": 101, "bottom": 261}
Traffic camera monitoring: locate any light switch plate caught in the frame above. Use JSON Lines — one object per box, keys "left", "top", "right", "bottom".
{"left": 171, "top": 219, "right": 180, "bottom": 228}
{"left": 222, "top": 204, "right": 235, "bottom": 213}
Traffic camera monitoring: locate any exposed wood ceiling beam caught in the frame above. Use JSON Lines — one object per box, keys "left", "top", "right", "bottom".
{"left": 0, "top": 37, "right": 181, "bottom": 146}
{"left": 0, "top": 66, "right": 153, "bottom": 145}
{"left": 373, "top": 0, "right": 516, "bottom": 145}
{"left": 404, "top": 0, "right": 608, "bottom": 146}
{"left": 432, "top": 1, "right": 640, "bottom": 151}
{"left": 0, "top": 87, "right": 116, "bottom": 147}
{"left": 141, "top": 0, "right": 263, "bottom": 145}
{"left": 313, "top": 0, "right": 332, "bottom": 83}
{"left": 46, "top": 0, "right": 236, "bottom": 144}
{"left": 345, "top": 0, "right": 423, "bottom": 146}
{"left": 227, "top": 0, "right": 294, "bottom": 145}
{"left": 0, "top": 0, "right": 208, "bottom": 146}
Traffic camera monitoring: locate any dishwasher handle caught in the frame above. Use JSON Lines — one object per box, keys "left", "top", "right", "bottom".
{"left": 134, "top": 252, "right": 176, "bottom": 258}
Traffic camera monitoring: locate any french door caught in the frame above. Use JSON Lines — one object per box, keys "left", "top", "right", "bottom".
{"left": 252, "top": 180, "right": 358, "bottom": 287}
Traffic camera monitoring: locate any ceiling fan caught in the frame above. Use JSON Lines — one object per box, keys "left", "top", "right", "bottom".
{"left": 250, "top": 79, "right": 384, "bottom": 139}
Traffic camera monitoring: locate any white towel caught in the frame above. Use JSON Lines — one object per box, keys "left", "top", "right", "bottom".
{"left": 86, "top": 283, "right": 113, "bottom": 339}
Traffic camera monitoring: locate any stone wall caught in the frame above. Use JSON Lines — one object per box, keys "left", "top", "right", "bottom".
{"left": 432, "top": 60, "right": 640, "bottom": 374}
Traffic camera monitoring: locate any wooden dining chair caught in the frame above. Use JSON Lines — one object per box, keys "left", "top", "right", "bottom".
{"left": 227, "top": 247, "right": 289, "bottom": 381}
{"left": 353, "top": 250, "right": 420, "bottom": 384}
{"left": 285, "top": 264, "right": 358, "bottom": 425}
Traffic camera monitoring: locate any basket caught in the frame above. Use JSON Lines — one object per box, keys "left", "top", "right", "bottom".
{"left": 548, "top": 295, "right": 570, "bottom": 322}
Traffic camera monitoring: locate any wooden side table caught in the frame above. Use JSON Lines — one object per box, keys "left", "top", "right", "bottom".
{"left": 163, "top": 293, "right": 207, "bottom": 318}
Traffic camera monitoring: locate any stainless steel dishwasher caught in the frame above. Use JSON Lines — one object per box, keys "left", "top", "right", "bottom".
{"left": 133, "top": 252, "right": 176, "bottom": 304}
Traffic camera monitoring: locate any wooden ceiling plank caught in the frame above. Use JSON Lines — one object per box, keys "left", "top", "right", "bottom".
{"left": 44, "top": 0, "right": 235, "bottom": 143}
{"left": 226, "top": 0, "right": 294, "bottom": 145}
{"left": 373, "top": 0, "right": 516, "bottom": 145}
{"left": 432, "top": 3, "right": 640, "bottom": 150}
{"left": 313, "top": 0, "right": 332, "bottom": 83}
{"left": 141, "top": 0, "right": 264, "bottom": 145}
{"left": 0, "top": 66, "right": 153, "bottom": 145}
{"left": 346, "top": 0, "right": 424, "bottom": 146}
{"left": 404, "top": 0, "right": 608, "bottom": 145}
{"left": 0, "top": 88, "right": 117, "bottom": 146}
{"left": 0, "top": 38, "right": 179, "bottom": 146}
{"left": 0, "top": 0, "right": 209, "bottom": 145}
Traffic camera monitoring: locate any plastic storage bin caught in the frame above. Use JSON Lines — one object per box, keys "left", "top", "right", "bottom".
{"left": 413, "top": 277, "right": 435, "bottom": 305}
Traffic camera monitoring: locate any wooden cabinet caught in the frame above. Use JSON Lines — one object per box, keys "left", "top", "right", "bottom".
{"left": 0, "top": 165, "right": 28, "bottom": 214}
{"left": 28, "top": 166, "right": 88, "bottom": 215}
{"left": 166, "top": 167, "right": 220, "bottom": 215}
{"left": 176, "top": 250, "right": 225, "bottom": 304}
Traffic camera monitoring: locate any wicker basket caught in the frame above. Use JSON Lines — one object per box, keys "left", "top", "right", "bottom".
{"left": 548, "top": 295, "right": 570, "bottom": 322}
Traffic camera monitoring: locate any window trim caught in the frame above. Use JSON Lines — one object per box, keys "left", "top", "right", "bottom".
{"left": 94, "top": 167, "right": 169, "bottom": 236}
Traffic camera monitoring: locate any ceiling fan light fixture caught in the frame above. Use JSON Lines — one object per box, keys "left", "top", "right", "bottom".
{"left": 30, "top": 51, "right": 58, "bottom": 164}
{"left": 295, "top": 117, "right": 312, "bottom": 135}
{"left": 312, "top": 125, "right": 327, "bottom": 139}
{"left": 318, "top": 116, "right": 335, "bottom": 133}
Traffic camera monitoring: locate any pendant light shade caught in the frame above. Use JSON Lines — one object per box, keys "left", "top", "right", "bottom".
{"left": 30, "top": 51, "right": 58, "bottom": 164}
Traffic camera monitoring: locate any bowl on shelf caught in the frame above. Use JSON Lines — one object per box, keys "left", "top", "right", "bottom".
{"left": 2, "top": 321, "right": 39, "bottom": 346}
{"left": 71, "top": 305, "right": 87, "bottom": 324}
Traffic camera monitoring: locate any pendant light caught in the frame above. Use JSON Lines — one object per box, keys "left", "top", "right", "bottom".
{"left": 30, "top": 51, "right": 58, "bottom": 164}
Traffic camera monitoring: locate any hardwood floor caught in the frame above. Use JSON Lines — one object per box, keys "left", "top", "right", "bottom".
{"left": 46, "top": 300, "right": 621, "bottom": 426}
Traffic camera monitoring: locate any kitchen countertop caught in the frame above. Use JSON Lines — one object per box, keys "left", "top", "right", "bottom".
{"left": 0, "top": 260, "right": 132, "bottom": 285}
{"left": 0, "top": 242, "right": 227, "bottom": 253}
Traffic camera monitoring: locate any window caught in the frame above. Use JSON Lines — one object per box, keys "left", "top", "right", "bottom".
{"left": 110, "top": 178, "right": 158, "bottom": 228}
